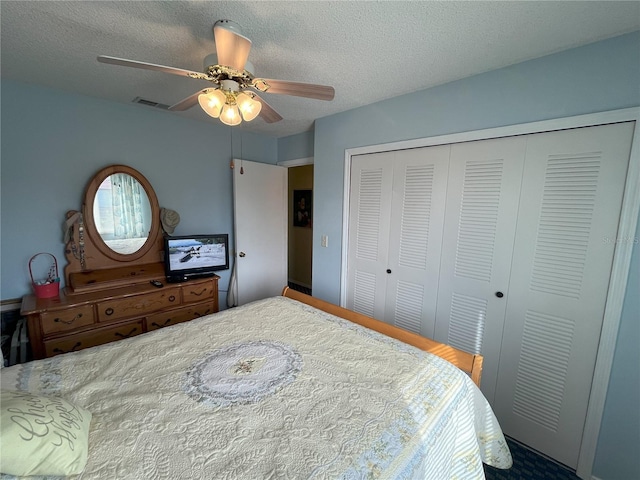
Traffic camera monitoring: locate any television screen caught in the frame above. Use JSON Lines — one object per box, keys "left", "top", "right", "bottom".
{"left": 164, "top": 234, "right": 229, "bottom": 281}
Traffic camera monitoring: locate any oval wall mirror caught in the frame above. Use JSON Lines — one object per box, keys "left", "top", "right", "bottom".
{"left": 83, "top": 165, "right": 160, "bottom": 262}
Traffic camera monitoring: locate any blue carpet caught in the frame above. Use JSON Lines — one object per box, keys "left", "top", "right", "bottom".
{"left": 484, "top": 437, "right": 580, "bottom": 480}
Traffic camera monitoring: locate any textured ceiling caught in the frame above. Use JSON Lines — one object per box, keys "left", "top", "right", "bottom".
{"left": 1, "top": 1, "right": 638, "bottom": 138}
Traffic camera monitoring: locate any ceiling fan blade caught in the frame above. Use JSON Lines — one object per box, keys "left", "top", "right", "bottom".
{"left": 252, "top": 94, "right": 283, "bottom": 123}
{"left": 97, "top": 55, "right": 211, "bottom": 80}
{"left": 168, "top": 89, "right": 209, "bottom": 111}
{"left": 213, "top": 21, "right": 252, "bottom": 71}
{"left": 253, "top": 78, "right": 335, "bottom": 101}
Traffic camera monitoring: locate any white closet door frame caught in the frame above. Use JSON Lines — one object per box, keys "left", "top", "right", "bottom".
{"left": 340, "top": 107, "right": 640, "bottom": 480}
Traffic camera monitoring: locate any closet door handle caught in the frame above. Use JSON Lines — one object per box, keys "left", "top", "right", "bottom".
{"left": 495, "top": 291, "right": 504, "bottom": 298}
{"left": 386, "top": 269, "right": 392, "bottom": 274}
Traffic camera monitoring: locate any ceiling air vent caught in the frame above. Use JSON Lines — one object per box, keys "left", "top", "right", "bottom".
{"left": 132, "top": 97, "right": 170, "bottom": 110}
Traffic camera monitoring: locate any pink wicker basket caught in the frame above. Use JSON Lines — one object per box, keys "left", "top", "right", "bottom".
{"left": 29, "top": 253, "right": 60, "bottom": 299}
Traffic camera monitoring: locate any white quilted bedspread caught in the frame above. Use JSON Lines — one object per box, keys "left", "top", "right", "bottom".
{"left": 1, "top": 296, "right": 512, "bottom": 479}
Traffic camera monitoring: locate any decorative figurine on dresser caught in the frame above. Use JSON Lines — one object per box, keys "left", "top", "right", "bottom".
{"left": 21, "top": 165, "right": 220, "bottom": 359}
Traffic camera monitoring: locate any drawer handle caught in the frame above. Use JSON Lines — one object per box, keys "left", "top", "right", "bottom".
{"left": 193, "top": 309, "right": 212, "bottom": 318}
{"left": 151, "top": 319, "right": 173, "bottom": 328}
{"left": 114, "top": 328, "right": 138, "bottom": 339}
{"left": 189, "top": 288, "right": 208, "bottom": 297}
{"left": 53, "top": 342, "right": 82, "bottom": 354}
{"left": 168, "top": 295, "right": 176, "bottom": 302}
{"left": 105, "top": 307, "right": 114, "bottom": 316}
{"left": 54, "top": 313, "right": 83, "bottom": 325}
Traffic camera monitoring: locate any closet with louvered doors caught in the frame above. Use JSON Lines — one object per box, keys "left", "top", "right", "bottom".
{"left": 347, "top": 136, "right": 528, "bottom": 393}
{"left": 346, "top": 146, "right": 449, "bottom": 336}
{"left": 344, "top": 121, "right": 634, "bottom": 469}
{"left": 487, "top": 123, "right": 634, "bottom": 468}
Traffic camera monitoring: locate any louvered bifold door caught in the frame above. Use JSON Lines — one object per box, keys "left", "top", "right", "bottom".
{"left": 345, "top": 153, "right": 394, "bottom": 319}
{"left": 492, "top": 122, "right": 634, "bottom": 469}
{"left": 383, "top": 146, "right": 450, "bottom": 337}
{"left": 433, "top": 136, "right": 527, "bottom": 404}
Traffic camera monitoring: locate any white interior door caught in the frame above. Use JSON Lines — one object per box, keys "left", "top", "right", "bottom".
{"left": 383, "top": 146, "right": 449, "bottom": 337}
{"left": 233, "top": 159, "right": 287, "bottom": 305}
{"left": 345, "top": 152, "right": 394, "bottom": 319}
{"left": 345, "top": 146, "right": 449, "bottom": 336}
{"left": 433, "top": 136, "right": 527, "bottom": 404}
{"left": 493, "top": 122, "right": 634, "bottom": 468}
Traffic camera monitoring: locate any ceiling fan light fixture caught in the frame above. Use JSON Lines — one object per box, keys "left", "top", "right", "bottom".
{"left": 220, "top": 103, "right": 242, "bottom": 126}
{"left": 236, "top": 92, "right": 262, "bottom": 122}
{"left": 198, "top": 89, "right": 226, "bottom": 118}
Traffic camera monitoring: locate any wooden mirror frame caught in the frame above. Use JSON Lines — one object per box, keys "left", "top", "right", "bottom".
{"left": 83, "top": 165, "right": 160, "bottom": 262}
{"left": 64, "top": 165, "right": 165, "bottom": 295}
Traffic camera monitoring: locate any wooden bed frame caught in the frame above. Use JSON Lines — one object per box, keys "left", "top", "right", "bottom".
{"left": 282, "top": 286, "right": 483, "bottom": 387}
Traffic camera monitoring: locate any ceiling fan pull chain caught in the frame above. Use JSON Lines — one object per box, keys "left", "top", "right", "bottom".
{"left": 240, "top": 134, "right": 244, "bottom": 174}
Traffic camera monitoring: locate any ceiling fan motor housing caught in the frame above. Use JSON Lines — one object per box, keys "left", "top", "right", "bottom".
{"left": 203, "top": 53, "right": 255, "bottom": 76}
{"left": 213, "top": 20, "right": 245, "bottom": 37}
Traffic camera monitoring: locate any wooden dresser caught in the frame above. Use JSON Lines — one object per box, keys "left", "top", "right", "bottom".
{"left": 23, "top": 164, "right": 225, "bottom": 360}
{"left": 22, "top": 271, "right": 219, "bottom": 359}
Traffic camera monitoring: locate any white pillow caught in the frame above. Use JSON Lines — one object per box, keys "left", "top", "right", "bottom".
{"left": 0, "top": 389, "right": 92, "bottom": 476}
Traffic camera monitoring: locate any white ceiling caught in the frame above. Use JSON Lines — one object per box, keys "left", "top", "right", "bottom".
{"left": 2, "top": 1, "right": 638, "bottom": 138}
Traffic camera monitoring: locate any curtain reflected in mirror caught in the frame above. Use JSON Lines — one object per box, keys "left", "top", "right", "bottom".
{"left": 93, "top": 173, "right": 152, "bottom": 254}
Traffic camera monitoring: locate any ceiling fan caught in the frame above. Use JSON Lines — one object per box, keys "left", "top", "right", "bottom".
{"left": 97, "top": 19, "right": 335, "bottom": 126}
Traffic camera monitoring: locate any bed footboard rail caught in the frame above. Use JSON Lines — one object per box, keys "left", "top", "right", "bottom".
{"left": 282, "top": 286, "right": 483, "bottom": 387}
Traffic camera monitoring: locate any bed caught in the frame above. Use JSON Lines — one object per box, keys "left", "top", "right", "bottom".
{"left": 0, "top": 288, "right": 512, "bottom": 479}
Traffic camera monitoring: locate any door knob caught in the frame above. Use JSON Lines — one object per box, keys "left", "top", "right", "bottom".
{"left": 239, "top": 252, "right": 246, "bottom": 257}
{"left": 386, "top": 269, "right": 392, "bottom": 274}
{"left": 495, "top": 291, "right": 504, "bottom": 298}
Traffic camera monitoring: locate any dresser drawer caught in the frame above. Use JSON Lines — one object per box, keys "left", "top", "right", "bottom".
{"left": 44, "top": 320, "right": 144, "bottom": 357}
{"left": 97, "top": 288, "right": 180, "bottom": 322}
{"left": 146, "top": 302, "right": 216, "bottom": 331}
{"left": 40, "top": 305, "right": 95, "bottom": 335}
{"left": 182, "top": 279, "right": 216, "bottom": 303}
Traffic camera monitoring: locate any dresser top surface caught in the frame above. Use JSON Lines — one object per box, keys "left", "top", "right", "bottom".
{"left": 21, "top": 274, "right": 219, "bottom": 315}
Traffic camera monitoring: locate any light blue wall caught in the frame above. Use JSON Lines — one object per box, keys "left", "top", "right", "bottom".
{"left": 594, "top": 216, "right": 640, "bottom": 479}
{"left": 277, "top": 130, "right": 314, "bottom": 162}
{"left": 0, "top": 80, "right": 277, "bottom": 302}
{"left": 311, "top": 31, "right": 640, "bottom": 479}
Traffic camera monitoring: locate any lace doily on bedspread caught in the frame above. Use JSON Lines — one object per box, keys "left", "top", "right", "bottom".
{"left": 185, "top": 340, "right": 302, "bottom": 407}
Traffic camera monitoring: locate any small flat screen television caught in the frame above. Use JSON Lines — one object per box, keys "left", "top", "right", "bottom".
{"left": 163, "top": 234, "right": 229, "bottom": 282}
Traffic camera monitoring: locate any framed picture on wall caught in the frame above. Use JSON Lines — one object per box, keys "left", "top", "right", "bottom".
{"left": 293, "top": 190, "right": 312, "bottom": 228}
